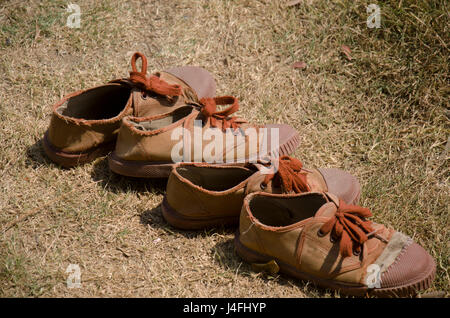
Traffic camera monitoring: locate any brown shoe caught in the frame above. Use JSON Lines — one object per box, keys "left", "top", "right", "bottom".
{"left": 43, "top": 52, "right": 216, "bottom": 168}
{"left": 235, "top": 191, "right": 436, "bottom": 297}
{"left": 108, "top": 97, "right": 300, "bottom": 178}
{"left": 161, "top": 156, "right": 360, "bottom": 229}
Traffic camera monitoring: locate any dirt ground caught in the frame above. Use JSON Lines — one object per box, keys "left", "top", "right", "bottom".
{"left": 0, "top": 0, "right": 448, "bottom": 297}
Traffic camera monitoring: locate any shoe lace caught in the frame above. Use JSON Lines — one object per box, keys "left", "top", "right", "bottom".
{"left": 128, "top": 52, "right": 182, "bottom": 96}
{"left": 319, "top": 199, "right": 377, "bottom": 258}
{"left": 261, "top": 156, "right": 311, "bottom": 193}
{"left": 199, "top": 96, "right": 241, "bottom": 131}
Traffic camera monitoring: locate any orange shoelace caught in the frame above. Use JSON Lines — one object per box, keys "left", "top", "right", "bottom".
{"left": 199, "top": 96, "right": 240, "bottom": 131}
{"left": 319, "top": 199, "right": 375, "bottom": 257}
{"left": 261, "top": 156, "right": 311, "bottom": 193}
{"left": 128, "top": 52, "right": 182, "bottom": 96}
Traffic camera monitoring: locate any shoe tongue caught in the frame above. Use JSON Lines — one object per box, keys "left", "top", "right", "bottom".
{"left": 314, "top": 202, "right": 338, "bottom": 219}
{"left": 131, "top": 89, "right": 166, "bottom": 117}
{"left": 245, "top": 166, "right": 284, "bottom": 195}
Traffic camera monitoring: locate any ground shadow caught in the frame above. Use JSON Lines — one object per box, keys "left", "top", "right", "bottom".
{"left": 25, "top": 138, "right": 167, "bottom": 195}
{"left": 139, "top": 203, "right": 235, "bottom": 239}
{"left": 25, "top": 138, "right": 53, "bottom": 168}
{"left": 90, "top": 157, "right": 167, "bottom": 195}
{"left": 211, "top": 239, "right": 336, "bottom": 298}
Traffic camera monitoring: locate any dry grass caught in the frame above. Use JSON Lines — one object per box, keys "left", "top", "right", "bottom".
{"left": 0, "top": 0, "right": 448, "bottom": 297}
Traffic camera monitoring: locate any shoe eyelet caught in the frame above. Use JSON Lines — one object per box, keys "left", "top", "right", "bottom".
{"left": 141, "top": 92, "right": 148, "bottom": 99}
{"left": 260, "top": 182, "right": 267, "bottom": 190}
{"left": 353, "top": 249, "right": 361, "bottom": 256}
{"left": 330, "top": 235, "right": 337, "bottom": 243}
{"left": 317, "top": 229, "right": 325, "bottom": 237}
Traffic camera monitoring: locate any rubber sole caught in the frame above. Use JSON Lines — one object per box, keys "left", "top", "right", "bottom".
{"left": 108, "top": 132, "right": 301, "bottom": 178}
{"left": 161, "top": 196, "right": 238, "bottom": 230}
{"left": 42, "top": 131, "right": 115, "bottom": 168}
{"left": 234, "top": 231, "right": 436, "bottom": 297}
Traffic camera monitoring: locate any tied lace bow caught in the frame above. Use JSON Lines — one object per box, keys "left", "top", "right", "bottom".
{"left": 199, "top": 96, "right": 240, "bottom": 131}
{"left": 128, "top": 52, "right": 182, "bottom": 96}
{"left": 319, "top": 200, "right": 375, "bottom": 257}
{"left": 262, "top": 156, "right": 311, "bottom": 193}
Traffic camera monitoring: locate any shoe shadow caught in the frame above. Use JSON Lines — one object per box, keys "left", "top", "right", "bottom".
{"left": 140, "top": 204, "right": 337, "bottom": 297}
{"left": 25, "top": 138, "right": 53, "bottom": 168}
{"left": 90, "top": 157, "right": 167, "bottom": 194}
{"left": 211, "top": 239, "right": 336, "bottom": 297}
{"left": 139, "top": 203, "right": 236, "bottom": 239}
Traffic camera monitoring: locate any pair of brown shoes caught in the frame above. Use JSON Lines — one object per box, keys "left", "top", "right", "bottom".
{"left": 43, "top": 52, "right": 299, "bottom": 177}
{"left": 163, "top": 158, "right": 436, "bottom": 297}
{"left": 42, "top": 53, "right": 435, "bottom": 297}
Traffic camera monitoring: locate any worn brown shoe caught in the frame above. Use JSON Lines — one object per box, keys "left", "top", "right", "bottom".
{"left": 108, "top": 97, "right": 300, "bottom": 178}
{"left": 235, "top": 191, "right": 436, "bottom": 297}
{"left": 161, "top": 156, "right": 360, "bottom": 229}
{"left": 43, "top": 52, "right": 216, "bottom": 167}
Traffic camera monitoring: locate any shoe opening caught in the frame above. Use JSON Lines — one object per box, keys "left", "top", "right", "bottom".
{"left": 177, "top": 165, "right": 255, "bottom": 192}
{"left": 249, "top": 193, "right": 327, "bottom": 227}
{"left": 57, "top": 85, "right": 131, "bottom": 120}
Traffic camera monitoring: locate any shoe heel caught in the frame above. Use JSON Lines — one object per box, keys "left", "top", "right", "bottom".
{"left": 162, "top": 196, "right": 238, "bottom": 230}
{"left": 234, "top": 230, "right": 275, "bottom": 268}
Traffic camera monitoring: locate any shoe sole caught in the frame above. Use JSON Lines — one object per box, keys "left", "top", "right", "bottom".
{"left": 107, "top": 132, "right": 301, "bottom": 178}
{"left": 42, "top": 131, "right": 115, "bottom": 168}
{"left": 234, "top": 231, "right": 436, "bottom": 297}
{"left": 161, "top": 196, "right": 238, "bottom": 230}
